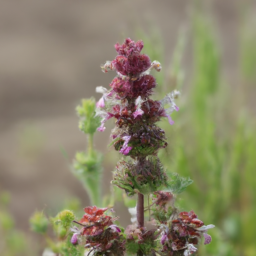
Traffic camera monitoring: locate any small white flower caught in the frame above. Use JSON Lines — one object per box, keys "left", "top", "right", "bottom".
{"left": 160, "top": 90, "right": 180, "bottom": 125}
{"left": 96, "top": 86, "right": 108, "bottom": 94}
{"left": 133, "top": 96, "right": 145, "bottom": 118}
{"left": 184, "top": 244, "right": 197, "bottom": 256}
{"left": 101, "top": 61, "right": 114, "bottom": 73}
{"left": 128, "top": 206, "right": 137, "bottom": 223}
{"left": 151, "top": 60, "right": 162, "bottom": 72}
{"left": 196, "top": 224, "right": 215, "bottom": 232}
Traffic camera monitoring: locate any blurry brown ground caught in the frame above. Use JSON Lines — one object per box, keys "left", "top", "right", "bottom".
{"left": 0, "top": 0, "right": 250, "bottom": 246}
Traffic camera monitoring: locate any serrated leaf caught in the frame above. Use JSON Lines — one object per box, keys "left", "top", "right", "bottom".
{"left": 165, "top": 172, "right": 193, "bottom": 194}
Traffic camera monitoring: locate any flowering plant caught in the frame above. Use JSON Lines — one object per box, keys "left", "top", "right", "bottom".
{"left": 30, "top": 38, "right": 214, "bottom": 256}
{"left": 69, "top": 38, "right": 214, "bottom": 256}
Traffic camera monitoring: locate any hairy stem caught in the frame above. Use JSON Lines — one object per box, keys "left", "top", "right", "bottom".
{"left": 137, "top": 192, "right": 144, "bottom": 256}
{"left": 87, "top": 134, "right": 94, "bottom": 157}
{"left": 137, "top": 193, "right": 144, "bottom": 228}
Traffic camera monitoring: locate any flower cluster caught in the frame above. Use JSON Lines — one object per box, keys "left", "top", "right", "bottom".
{"left": 70, "top": 206, "right": 125, "bottom": 256}
{"left": 96, "top": 38, "right": 179, "bottom": 158}
{"left": 96, "top": 38, "right": 180, "bottom": 198}
{"left": 160, "top": 211, "right": 214, "bottom": 255}
{"left": 125, "top": 224, "right": 159, "bottom": 255}
{"left": 112, "top": 157, "right": 167, "bottom": 196}
{"left": 151, "top": 191, "right": 174, "bottom": 224}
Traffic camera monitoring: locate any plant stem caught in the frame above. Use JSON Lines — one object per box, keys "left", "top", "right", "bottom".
{"left": 137, "top": 158, "right": 145, "bottom": 256}
{"left": 87, "top": 134, "right": 94, "bottom": 157}
{"left": 172, "top": 250, "right": 185, "bottom": 256}
{"left": 137, "top": 193, "right": 144, "bottom": 228}
{"left": 137, "top": 192, "right": 144, "bottom": 255}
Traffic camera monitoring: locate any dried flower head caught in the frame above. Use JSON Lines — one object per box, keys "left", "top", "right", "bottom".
{"left": 71, "top": 206, "right": 125, "bottom": 256}
{"left": 160, "top": 210, "right": 214, "bottom": 255}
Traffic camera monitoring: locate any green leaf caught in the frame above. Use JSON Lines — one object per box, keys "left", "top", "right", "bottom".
{"left": 166, "top": 172, "right": 193, "bottom": 194}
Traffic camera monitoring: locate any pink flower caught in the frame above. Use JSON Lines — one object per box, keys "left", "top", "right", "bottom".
{"left": 120, "top": 146, "right": 132, "bottom": 155}
{"left": 97, "top": 125, "right": 106, "bottom": 132}
{"left": 166, "top": 114, "right": 175, "bottom": 125}
{"left": 115, "top": 38, "right": 144, "bottom": 57}
{"left": 133, "top": 108, "right": 144, "bottom": 118}
{"left": 160, "top": 233, "right": 168, "bottom": 245}
{"left": 160, "top": 90, "right": 180, "bottom": 125}
{"left": 109, "top": 224, "right": 121, "bottom": 233}
{"left": 119, "top": 136, "right": 132, "bottom": 155}
{"left": 70, "top": 233, "right": 78, "bottom": 245}
{"left": 96, "top": 97, "right": 105, "bottom": 108}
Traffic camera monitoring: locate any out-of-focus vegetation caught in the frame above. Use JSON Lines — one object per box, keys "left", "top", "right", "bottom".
{"left": 138, "top": 10, "right": 256, "bottom": 256}
{"left": 0, "top": 191, "right": 29, "bottom": 256}
{"left": 2, "top": 4, "right": 256, "bottom": 256}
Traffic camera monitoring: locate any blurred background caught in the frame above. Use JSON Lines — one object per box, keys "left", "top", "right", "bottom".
{"left": 0, "top": 0, "right": 256, "bottom": 255}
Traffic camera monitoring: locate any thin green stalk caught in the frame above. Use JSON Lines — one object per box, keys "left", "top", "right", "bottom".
{"left": 87, "top": 134, "right": 94, "bottom": 157}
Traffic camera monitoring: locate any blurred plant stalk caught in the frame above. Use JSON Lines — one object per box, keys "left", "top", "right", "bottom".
{"left": 72, "top": 98, "right": 102, "bottom": 206}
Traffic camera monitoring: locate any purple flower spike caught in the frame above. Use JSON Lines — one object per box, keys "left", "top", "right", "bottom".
{"left": 96, "top": 97, "right": 105, "bottom": 108}
{"left": 71, "top": 233, "right": 78, "bottom": 245}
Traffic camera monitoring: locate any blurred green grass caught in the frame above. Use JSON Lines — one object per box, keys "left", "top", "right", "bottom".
{"left": 137, "top": 9, "right": 256, "bottom": 256}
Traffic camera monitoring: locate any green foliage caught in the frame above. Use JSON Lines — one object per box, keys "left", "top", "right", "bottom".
{"left": 126, "top": 236, "right": 157, "bottom": 256}
{"left": 30, "top": 209, "right": 83, "bottom": 256}
{"left": 51, "top": 210, "right": 75, "bottom": 240}
{"left": 30, "top": 211, "right": 48, "bottom": 234}
{"left": 72, "top": 98, "right": 104, "bottom": 206}
{"left": 126, "top": 240, "right": 140, "bottom": 254}
{"left": 138, "top": 8, "right": 256, "bottom": 255}
{"left": 73, "top": 151, "right": 102, "bottom": 174}
{"left": 0, "top": 211, "right": 14, "bottom": 230}
{"left": 60, "top": 233, "right": 83, "bottom": 256}
{"left": 152, "top": 206, "right": 173, "bottom": 224}
{"left": 76, "top": 98, "right": 101, "bottom": 134}
{"left": 72, "top": 151, "right": 103, "bottom": 206}
{"left": 112, "top": 158, "right": 167, "bottom": 196}
{"left": 166, "top": 173, "right": 193, "bottom": 194}
{"left": 0, "top": 191, "right": 29, "bottom": 256}
{"left": 56, "top": 210, "right": 75, "bottom": 229}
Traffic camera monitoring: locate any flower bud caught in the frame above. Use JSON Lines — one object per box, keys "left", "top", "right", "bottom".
{"left": 30, "top": 211, "right": 48, "bottom": 234}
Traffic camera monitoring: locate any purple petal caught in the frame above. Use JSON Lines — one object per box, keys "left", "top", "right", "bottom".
{"left": 175, "top": 105, "right": 179, "bottom": 111}
{"left": 119, "top": 136, "right": 132, "bottom": 155}
{"left": 71, "top": 233, "right": 78, "bottom": 245}
{"left": 203, "top": 233, "right": 212, "bottom": 245}
{"left": 133, "top": 108, "right": 144, "bottom": 118}
{"left": 96, "top": 97, "right": 105, "bottom": 108}
{"left": 167, "top": 115, "right": 175, "bottom": 125}
{"left": 120, "top": 146, "right": 132, "bottom": 155}
{"left": 160, "top": 234, "right": 168, "bottom": 245}
{"left": 109, "top": 225, "right": 121, "bottom": 233}
{"left": 97, "top": 125, "right": 106, "bottom": 132}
